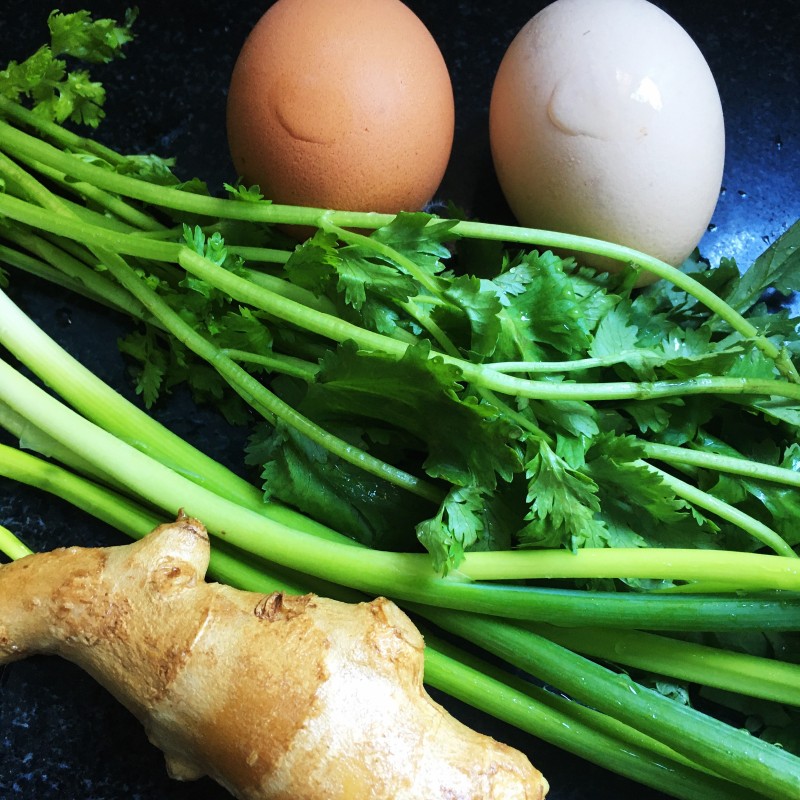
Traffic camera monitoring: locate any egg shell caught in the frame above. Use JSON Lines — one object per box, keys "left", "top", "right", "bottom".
{"left": 226, "top": 0, "right": 455, "bottom": 215}
{"left": 489, "top": 0, "right": 725, "bottom": 276}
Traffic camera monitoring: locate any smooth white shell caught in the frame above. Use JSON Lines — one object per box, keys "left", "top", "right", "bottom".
{"left": 489, "top": 0, "right": 725, "bottom": 273}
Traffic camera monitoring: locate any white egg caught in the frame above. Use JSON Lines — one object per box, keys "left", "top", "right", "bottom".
{"left": 489, "top": 0, "right": 725, "bottom": 280}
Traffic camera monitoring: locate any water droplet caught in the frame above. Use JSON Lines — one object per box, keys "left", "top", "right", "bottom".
{"left": 719, "top": 186, "right": 727, "bottom": 196}
{"left": 762, "top": 235, "right": 770, "bottom": 244}
{"left": 738, "top": 190, "right": 748, "bottom": 199}
{"left": 56, "top": 307, "right": 72, "bottom": 327}
{"left": 775, "top": 135, "right": 783, "bottom": 150}
{"left": 707, "top": 223, "right": 717, "bottom": 233}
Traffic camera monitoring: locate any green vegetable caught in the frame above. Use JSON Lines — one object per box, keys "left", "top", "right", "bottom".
{"left": 1, "top": 10, "right": 800, "bottom": 799}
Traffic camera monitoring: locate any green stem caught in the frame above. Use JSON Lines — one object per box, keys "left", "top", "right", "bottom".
{"left": 222, "top": 348, "right": 320, "bottom": 382}
{"left": 528, "top": 623, "right": 800, "bottom": 706}
{"left": 0, "top": 95, "right": 128, "bottom": 166}
{"left": 13, "top": 150, "right": 166, "bottom": 232}
{"left": 2, "top": 223, "right": 146, "bottom": 316}
{"left": 643, "top": 441, "right": 800, "bottom": 488}
{"left": 459, "top": 544, "right": 800, "bottom": 591}
{"left": 0, "top": 522, "right": 33, "bottom": 560}
{"left": 423, "top": 638, "right": 763, "bottom": 800}
{"left": 649, "top": 463, "right": 796, "bottom": 557}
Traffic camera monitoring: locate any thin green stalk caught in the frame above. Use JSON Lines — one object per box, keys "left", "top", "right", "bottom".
{"left": 13, "top": 150, "right": 167, "bottom": 232}
{"left": 2, "top": 223, "right": 146, "bottom": 316}
{"left": 487, "top": 353, "right": 677, "bottom": 374}
{"left": 0, "top": 523, "right": 33, "bottom": 560}
{"left": 222, "top": 348, "right": 320, "bottom": 382}
{"left": 1, "top": 111, "right": 794, "bottom": 381}
{"left": 0, "top": 241, "right": 116, "bottom": 305}
{"left": 643, "top": 441, "right": 800, "bottom": 488}
{"left": 226, "top": 244, "right": 291, "bottom": 264}
{"left": 459, "top": 544, "right": 800, "bottom": 591}
{"left": 527, "top": 623, "right": 800, "bottom": 706}
{"left": 0, "top": 95, "right": 128, "bottom": 166}
{"left": 428, "top": 609, "right": 800, "bottom": 800}
{"left": 648, "top": 463, "right": 796, "bottom": 557}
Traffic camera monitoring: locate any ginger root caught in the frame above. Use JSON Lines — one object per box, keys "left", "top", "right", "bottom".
{"left": 0, "top": 516, "right": 549, "bottom": 799}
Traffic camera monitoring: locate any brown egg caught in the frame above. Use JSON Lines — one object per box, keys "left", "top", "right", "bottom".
{"left": 489, "top": 0, "right": 726, "bottom": 284}
{"left": 226, "top": 0, "right": 455, "bottom": 216}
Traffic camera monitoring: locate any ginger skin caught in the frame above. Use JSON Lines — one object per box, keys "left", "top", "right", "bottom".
{"left": 0, "top": 516, "right": 549, "bottom": 800}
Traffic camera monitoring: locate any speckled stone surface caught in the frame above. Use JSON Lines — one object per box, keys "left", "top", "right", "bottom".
{"left": 1, "top": 1, "right": 799, "bottom": 798}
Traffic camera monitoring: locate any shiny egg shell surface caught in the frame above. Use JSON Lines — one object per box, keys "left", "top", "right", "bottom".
{"left": 226, "top": 0, "right": 455, "bottom": 215}
{"left": 489, "top": 0, "right": 725, "bottom": 274}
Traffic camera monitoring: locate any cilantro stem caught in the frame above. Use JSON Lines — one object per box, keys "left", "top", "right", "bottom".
{"left": 643, "top": 441, "right": 800, "bottom": 488}
{"left": 422, "top": 638, "right": 756, "bottom": 800}
{"left": 0, "top": 95, "right": 127, "bottom": 166}
{"left": 2, "top": 224, "right": 144, "bottom": 315}
{"left": 527, "top": 623, "right": 800, "bottom": 706}
{"left": 225, "top": 245, "right": 291, "bottom": 264}
{"left": 222, "top": 348, "right": 320, "bottom": 382}
{"left": 647, "top": 463, "right": 796, "bottom": 557}
{"left": 0, "top": 521, "right": 33, "bottom": 560}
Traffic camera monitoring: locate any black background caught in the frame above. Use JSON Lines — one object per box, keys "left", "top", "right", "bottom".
{"left": 1, "top": 1, "right": 799, "bottom": 798}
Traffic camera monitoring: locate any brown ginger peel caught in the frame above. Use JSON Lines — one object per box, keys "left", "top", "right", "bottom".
{"left": 0, "top": 516, "right": 549, "bottom": 800}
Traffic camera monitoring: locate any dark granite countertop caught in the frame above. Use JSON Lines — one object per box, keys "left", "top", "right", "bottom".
{"left": 1, "top": 1, "right": 798, "bottom": 798}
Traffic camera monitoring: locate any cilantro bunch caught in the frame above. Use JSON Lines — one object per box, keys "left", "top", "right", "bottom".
{"left": 1, "top": 10, "right": 800, "bottom": 800}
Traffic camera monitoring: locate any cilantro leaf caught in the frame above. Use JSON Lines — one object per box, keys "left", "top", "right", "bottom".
{"left": 722, "top": 219, "right": 800, "bottom": 314}
{"left": 416, "top": 484, "right": 487, "bottom": 574}
{"left": 298, "top": 341, "right": 523, "bottom": 488}
{"left": 370, "top": 211, "right": 458, "bottom": 279}
{"left": 0, "top": 10, "right": 136, "bottom": 126}
{"left": 435, "top": 274, "right": 503, "bottom": 359}
{"left": 246, "top": 420, "right": 428, "bottom": 549}
{"left": 48, "top": 9, "right": 137, "bottom": 64}
{"left": 520, "top": 439, "right": 608, "bottom": 550}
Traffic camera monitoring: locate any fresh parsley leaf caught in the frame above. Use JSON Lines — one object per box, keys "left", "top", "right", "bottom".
{"left": 48, "top": 9, "right": 137, "bottom": 64}
{"left": 722, "top": 219, "right": 800, "bottom": 314}
{"left": 246, "top": 420, "right": 429, "bottom": 549}
{"left": 416, "top": 483, "right": 487, "bottom": 574}
{"left": 520, "top": 439, "right": 608, "bottom": 550}
{"left": 298, "top": 341, "right": 523, "bottom": 488}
